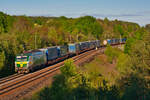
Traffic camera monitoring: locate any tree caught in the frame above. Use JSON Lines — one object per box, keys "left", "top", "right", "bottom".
{"left": 113, "top": 24, "right": 124, "bottom": 37}
{"left": 60, "top": 59, "right": 77, "bottom": 78}
{"left": 0, "top": 12, "right": 9, "bottom": 33}
{"left": 116, "top": 53, "right": 132, "bottom": 75}
{"left": 118, "top": 74, "right": 150, "bottom": 100}
{"left": 74, "top": 16, "right": 103, "bottom": 39}
{"left": 0, "top": 51, "right": 5, "bottom": 71}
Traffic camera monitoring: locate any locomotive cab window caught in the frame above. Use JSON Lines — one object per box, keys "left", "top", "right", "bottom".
{"left": 16, "top": 56, "right": 28, "bottom": 61}
{"left": 16, "top": 57, "right": 21, "bottom": 62}
{"left": 21, "top": 56, "right": 28, "bottom": 61}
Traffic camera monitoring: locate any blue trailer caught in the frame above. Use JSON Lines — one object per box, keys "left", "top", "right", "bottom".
{"left": 90, "top": 41, "right": 96, "bottom": 49}
{"left": 39, "top": 47, "right": 59, "bottom": 63}
{"left": 47, "top": 46, "right": 59, "bottom": 61}
{"left": 107, "top": 39, "right": 111, "bottom": 45}
{"left": 122, "top": 38, "right": 127, "bottom": 43}
{"left": 57, "top": 45, "right": 68, "bottom": 57}
{"left": 95, "top": 40, "right": 100, "bottom": 48}
{"left": 68, "top": 43, "right": 80, "bottom": 55}
{"left": 119, "top": 38, "right": 123, "bottom": 43}
{"left": 115, "top": 39, "right": 120, "bottom": 44}
{"left": 79, "top": 42, "right": 89, "bottom": 52}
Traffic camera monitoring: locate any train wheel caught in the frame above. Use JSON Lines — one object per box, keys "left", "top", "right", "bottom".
{"left": 30, "top": 68, "right": 33, "bottom": 72}
{"left": 18, "top": 71, "right": 21, "bottom": 74}
{"left": 18, "top": 71, "right": 20, "bottom": 74}
{"left": 25, "top": 69, "right": 29, "bottom": 73}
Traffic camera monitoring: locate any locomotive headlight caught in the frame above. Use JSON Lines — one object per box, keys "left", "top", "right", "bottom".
{"left": 27, "top": 61, "right": 31, "bottom": 68}
{"left": 27, "top": 61, "right": 31, "bottom": 66}
{"left": 28, "top": 56, "right": 32, "bottom": 65}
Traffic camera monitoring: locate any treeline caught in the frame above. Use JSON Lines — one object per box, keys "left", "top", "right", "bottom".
{"left": 0, "top": 11, "right": 148, "bottom": 77}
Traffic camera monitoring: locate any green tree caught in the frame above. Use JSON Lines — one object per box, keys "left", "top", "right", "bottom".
{"left": 74, "top": 16, "right": 103, "bottom": 39}
{"left": 61, "top": 59, "right": 77, "bottom": 78}
{"left": 0, "top": 51, "right": 5, "bottom": 71}
{"left": 118, "top": 74, "right": 150, "bottom": 100}
{"left": 116, "top": 53, "right": 132, "bottom": 75}
{"left": 0, "top": 12, "right": 9, "bottom": 33}
{"left": 105, "top": 45, "right": 122, "bottom": 63}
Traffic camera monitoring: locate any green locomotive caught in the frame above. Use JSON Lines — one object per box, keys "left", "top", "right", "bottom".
{"left": 15, "top": 50, "right": 47, "bottom": 73}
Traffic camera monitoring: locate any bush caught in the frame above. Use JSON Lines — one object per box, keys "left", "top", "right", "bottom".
{"left": 60, "top": 59, "right": 77, "bottom": 78}
{"left": 104, "top": 45, "right": 122, "bottom": 63}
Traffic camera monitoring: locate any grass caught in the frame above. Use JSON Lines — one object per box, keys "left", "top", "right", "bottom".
{"left": 81, "top": 54, "right": 119, "bottom": 85}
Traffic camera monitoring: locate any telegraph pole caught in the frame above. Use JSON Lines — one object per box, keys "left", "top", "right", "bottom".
{"left": 35, "top": 32, "right": 36, "bottom": 49}
{"left": 34, "top": 23, "right": 38, "bottom": 49}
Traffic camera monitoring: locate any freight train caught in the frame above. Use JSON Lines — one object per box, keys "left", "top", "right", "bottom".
{"left": 103, "top": 38, "right": 127, "bottom": 45}
{"left": 15, "top": 38, "right": 126, "bottom": 74}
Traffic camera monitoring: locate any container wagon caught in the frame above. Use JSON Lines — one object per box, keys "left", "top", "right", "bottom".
{"left": 57, "top": 45, "right": 68, "bottom": 57}
{"left": 68, "top": 43, "right": 80, "bottom": 55}
{"left": 79, "top": 42, "right": 89, "bottom": 53}
{"left": 57, "top": 45, "right": 69, "bottom": 61}
{"left": 95, "top": 40, "right": 100, "bottom": 48}
{"left": 46, "top": 46, "right": 59, "bottom": 64}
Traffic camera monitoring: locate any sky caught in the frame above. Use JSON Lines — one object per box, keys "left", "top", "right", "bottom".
{"left": 1, "top": 0, "right": 150, "bottom": 26}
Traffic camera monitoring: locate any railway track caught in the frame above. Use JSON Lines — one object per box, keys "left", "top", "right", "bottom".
{"left": 0, "top": 74, "right": 24, "bottom": 85}
{"left": 0, "top": 48, "right": 102, "bottom": 100}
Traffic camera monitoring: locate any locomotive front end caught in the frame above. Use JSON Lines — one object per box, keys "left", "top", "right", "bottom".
{"left": 15, "top": 55, "right": 30, "bottom": 73}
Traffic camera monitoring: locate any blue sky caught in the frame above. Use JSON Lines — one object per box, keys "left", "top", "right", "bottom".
{"left": 1, "top": 0, "right": 150, "bottom": 25}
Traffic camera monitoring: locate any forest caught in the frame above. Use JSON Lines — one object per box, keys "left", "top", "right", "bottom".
{"left": 0, "top": 11, "right": 150, "bottom": 99}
